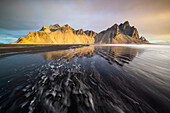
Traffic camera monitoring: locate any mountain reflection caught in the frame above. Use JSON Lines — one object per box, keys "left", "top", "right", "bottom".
{"left": 40, "top": 46, "right": 144, "bottom": 66}
{"left": 40, "top": 46, "right": 95, "bottom": 61}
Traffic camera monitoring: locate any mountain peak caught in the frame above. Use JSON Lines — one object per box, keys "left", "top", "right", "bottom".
{"left": 124, "top": 21, "right": 130, "bottom": 26}
{"left": 49, "top": 24, "right": 61, "bottom": 31}
{"left": 40, "top": 26, "right": 51, "bottom": 33}
{"left": 54, "top": 24, "right": 61, "bottom": 27}
{"left": 76, "top": 29, "right": 84, "bottom": 35}
{"left": 41, "top": 26, "right": 49, "bottom": 30}
{"left": 119, "top": 21, "right": 139, "bottom": 39}
{"left": 110, "top": 24, "right": 119, "bottom": 30}
{"left": 62, "top": 24, "right": 74, "bottom": 30}
{"left": 63, "top": 24, "right": 70, "bottom": 28}
{"left": 119, "top": 21, "right": 130, "bottom": 29}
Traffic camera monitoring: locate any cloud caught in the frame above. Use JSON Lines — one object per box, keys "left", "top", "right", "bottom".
{"left": 0, "top": 36, "right": 18, "bottom": 44}
{"left": 0, "top": 28, "right": 35, "bottom": 43}
{"left": 0, "top": 0, "right": 170, "bottom": 43}
{"left": 0, "top": 0, "right": 170, "bottom": 30}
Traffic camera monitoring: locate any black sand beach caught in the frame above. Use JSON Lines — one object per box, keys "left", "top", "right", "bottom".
{"left": 0, "top": 44, "right": 170, "bottom": 113}
{"left": 0, "top": 44, "right": 87, "bottom": 58}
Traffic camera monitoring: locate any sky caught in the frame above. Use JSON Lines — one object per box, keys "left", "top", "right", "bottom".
{"left": 0, "top": 0, "right": 170, "bottom": 44}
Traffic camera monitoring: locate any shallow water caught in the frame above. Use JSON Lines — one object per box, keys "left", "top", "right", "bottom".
{"left": 0, "top": 45, "right": 170, "bottom": 113}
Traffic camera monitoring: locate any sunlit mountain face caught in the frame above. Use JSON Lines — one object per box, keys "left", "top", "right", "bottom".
{"left": 0, "top": 45, "right": 170, "bottom": 113}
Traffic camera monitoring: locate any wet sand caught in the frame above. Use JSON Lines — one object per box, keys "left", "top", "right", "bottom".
{"left": 0, "top": 44, "right": 88, "bottom": 58}
{"left": 0, "top": 45, "right": 170, "bottom": 113}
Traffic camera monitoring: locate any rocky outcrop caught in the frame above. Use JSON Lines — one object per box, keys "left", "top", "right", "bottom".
{"left": 49, "top": 24, "right": 62, "bottom": 31}
{"left": 140, "top": 36, "right": 149, "bottom": 43}
{"left": 95, "top": 21, "right": 149, "bottom": 44}
{"left": 14, "top": 37, "right": 37, "bottom": 44}
{"left": 13, "top": 24, "right": 96, "bottom": 44}
{"left": 84, "top": 30, "right": 97, "bottom": 38}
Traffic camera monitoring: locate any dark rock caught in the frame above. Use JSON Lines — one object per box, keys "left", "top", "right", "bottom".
{"left": 94, "top": 21, "right": 149, "bottom": 44}
{"left": 84, "top": 30, "right": 97, "bottom": 38}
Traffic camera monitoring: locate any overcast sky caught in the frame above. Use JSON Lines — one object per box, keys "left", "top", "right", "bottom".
{"left": 0, "top": 0, "right": 170, "bottom": 43}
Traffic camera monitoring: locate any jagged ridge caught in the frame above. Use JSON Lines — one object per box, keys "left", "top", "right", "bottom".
{"left": 13, "top": 21, "right": 149, "bottom": 44}
{"left": 13, "top": 24, "right": 96, "bottom": 44}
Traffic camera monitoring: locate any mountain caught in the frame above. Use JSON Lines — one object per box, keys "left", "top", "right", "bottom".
{"left": 13, "top": 21, "right": 149, "bottom": 44}
{"left": 95, "top": 21, "right": 149, "bottom": 44}
{"left": 13, "top": 24, "right": 96, "bottom": 44}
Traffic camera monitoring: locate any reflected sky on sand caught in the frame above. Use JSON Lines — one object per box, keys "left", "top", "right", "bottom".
{"left": 0, "top": 45, "right": 170, "bottom": 113}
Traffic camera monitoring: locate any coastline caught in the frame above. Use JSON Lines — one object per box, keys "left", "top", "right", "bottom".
{"left": 0, "top": 43, "right": 166, "bottom": 58}
{"left": 0, "top": 44, "right": 88, "bottom": 58}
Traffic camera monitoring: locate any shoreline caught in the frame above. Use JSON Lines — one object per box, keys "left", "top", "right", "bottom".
{"left": 0, "top": 44, "right": 88, "bottom": 58}
{"left": 0, "top": 43, "right": 168, "bottom": 58}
